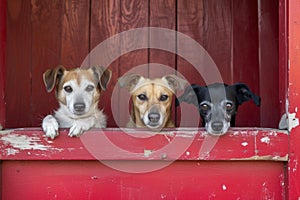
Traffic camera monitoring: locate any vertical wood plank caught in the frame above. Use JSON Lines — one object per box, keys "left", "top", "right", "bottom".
{"left": 118, "top": 0, "right": 149, "bottom": 127}
{"left": 0, "top": 0, "right": 6, "bottom": 129}
{"left": 177, "top": 0, "right": 206, "bottom": 127}
{"left": 258, "top": 0, "right": 280, "bottom": 128}
{"left": 278, "top": 0, "right": 288, "bottom": 122}
{"left": 149, "top": 0, "right": 176, "bottom": 77}
{"left": 30, "top": 0, "right": 64, "bottom": 126}
{"left": 5, "top": 0, "right": 32, "bottom": 128}
{"left": 232, "top": 0, "right": 261, "bottom": 127}
{"left": 60, "top": 0, "right": 90, "bottom": 67}
{"left": 288, "top": 0, "right": 300, "bottom": 198}
{"left": 90, "top": 0, "right": 121, "bottom": 128}
{"left": 149, "top": 0, "right": 177, "bottom": 124}
{"left": 202, "top": 0, "right": 232, "bottom": 84}
{"left": 177, "top": 0, "right": 204, "bottom": 86}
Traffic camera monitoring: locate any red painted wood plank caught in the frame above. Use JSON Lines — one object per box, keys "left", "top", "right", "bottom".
{"left": 288, "top": 0, "right": 300, "bottom": 198}
{"left": 278, "top": 0, "right": 288, "bottom": 118}
{"left": 177, "top": 0, "right": 205, "bottom": 127}
{"left": 2, "top": 160, "right": 286, "bottom": 199}
{"left": 232, "top": 0, "right": 261, "bottom": 128}
{"left": 118, "top": 0, "right": 149, "bottom": 127}
{"left": 0, "top": 128, "right": 288, "bottom": 161}
{"left": 5, "top": 0, "right": 32, "bottom": 128}
{"left": 258, "top": 0, "right": 280, "bottom": 128}
{"left": 89, "top": 0, "right": 121, "bottom": 128}
{"left": 0, "top": 0, "right": 6, "bottom": 129}
{"left": 30, "top": 0, "right": 64, "bottom": 127}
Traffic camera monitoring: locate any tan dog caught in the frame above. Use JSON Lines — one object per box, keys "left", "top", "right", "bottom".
{"left": 42, "top": 65, "right": 112, "bottom": 139}
{"left": 118, "top": 73, "right": 187, "bottom": 130}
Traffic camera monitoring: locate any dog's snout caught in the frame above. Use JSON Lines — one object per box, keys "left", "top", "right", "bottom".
{"left": 148, "top": 113, "right": 160, "bottom": 123}
{"left": 211, "top": 121, "right": 224, "bottom": 132}
{"left": 74, "top": 103, "right": 86, "bottom": 113}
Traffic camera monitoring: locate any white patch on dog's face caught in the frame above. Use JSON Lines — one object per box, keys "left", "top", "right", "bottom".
{"left": 62, "top": 79, "right": 96, "bottom": 116}
{"left": 56, "top": 68, "right": 101, "bottom": 119}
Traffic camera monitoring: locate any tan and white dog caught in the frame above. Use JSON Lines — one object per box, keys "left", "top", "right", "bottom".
{"left": 118, "top": 73, "right": 187, "bottom": 130}
{"left": 42, "top": 65, "right": 112, "bottom": 139}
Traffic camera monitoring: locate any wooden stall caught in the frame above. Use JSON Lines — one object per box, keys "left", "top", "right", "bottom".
{"left": 0, "top": 0, "right": 299, "bottom": 199}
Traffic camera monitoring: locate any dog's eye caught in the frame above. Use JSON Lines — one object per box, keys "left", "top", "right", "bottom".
{"left": 137, "top": 94, "right": 148, "bottom": 101}
{"left": 64, "top": 86, "right": 73, "bottom": 93}
{"left": 159, "top": 95, "right": 169, "bottom": 102}
{"left": 200, "top": 103, "right": 210, "bottom": 111}
{"left": 86, "top": 85, "right": 95, "bottom": 92}
{"left": 226, "top": 102, "right": 234, "bottom": 110}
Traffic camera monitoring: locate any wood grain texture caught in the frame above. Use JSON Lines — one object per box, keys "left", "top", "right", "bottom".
{"left": 3, "top": 0, "right": 282, "bottom": 129}
{"left": 258, "top": 0, "right": 280, "bottom": 127}
{"left": 232, "top": 0, "right": 261, "bottom": 127}
{"left": 61, "top": 0, "right": 90, "bottom": 67}
{"left": 30, "top": 0, "right": 64, "bottom": 126}
{"left": 177, "top": 0, "right": 205, "bottom": 127}
{"left": 90, "top": 0, "right": 121, "bottom": 128}
{"left": 5, "top": 0, "right": 32, "bottom": 127}
{"left": 118, "top": 0, "right": 149, "bottom": 127}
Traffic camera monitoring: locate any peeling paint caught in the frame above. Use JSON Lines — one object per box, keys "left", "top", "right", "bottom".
{"left": 241, "top": 142, "right": 248, "bottom": 147}
{"left": 260, "top": 136, "right": 270, "bottom": 144}
{"left": 231, "top": 154, "right": 288, "bottom": 161}
{"left": 1, "top": 133, "right": 51, "bottom": 151}
{"left": 222, "top": 184, "right": 227, "bottom": 191}
{"left": 0, "top": 132, "right": 63, "bottom": 156}
{"left": 144, "top": 149, "right": 152, "bottom": 157}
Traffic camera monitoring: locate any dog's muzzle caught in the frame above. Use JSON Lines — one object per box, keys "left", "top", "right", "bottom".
{"left": 148, "top": 113, "right": 160, "bottom": 124}
{"left": 73, "top": 102, "right": 86, "bottom": 115}
{"left": 143, "top": 106, "right": 163, "bottom": 128}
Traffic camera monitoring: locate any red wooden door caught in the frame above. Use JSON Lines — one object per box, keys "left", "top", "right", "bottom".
{"left": 1, "top": 0, "right": 300, "bottom": 199}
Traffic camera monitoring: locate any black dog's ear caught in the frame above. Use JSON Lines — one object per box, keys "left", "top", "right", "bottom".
{"left": 175, "top": 84, "right": 202, "bottom": 107}
{"left": 43, "top": 65, "right": 65, "bottom": 93}
{"left": 232, "top": 83, "right": 261, "bottom": 106}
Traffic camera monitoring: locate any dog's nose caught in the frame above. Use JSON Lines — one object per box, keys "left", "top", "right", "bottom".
{"left": 148, "top": 113, "right": 160, "bottom": 123}
{"left": 211, "top": 121, "right": 224, "bottom": 132}
{"left": 74, "top": 103, "right": 86, "bottom": 113}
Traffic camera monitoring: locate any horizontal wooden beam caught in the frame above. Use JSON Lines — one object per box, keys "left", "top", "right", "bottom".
{"left": 0, "top": 128, "right": 288, "bottom": 161}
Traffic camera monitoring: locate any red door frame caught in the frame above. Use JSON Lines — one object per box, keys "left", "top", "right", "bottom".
{"left": 288, "top": 0, "right": 300, "bottom": 198}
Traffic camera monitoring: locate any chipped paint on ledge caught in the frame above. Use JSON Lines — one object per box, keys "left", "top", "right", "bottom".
{"left": 231, "top": 154, "right": 288, "bottom": 162}
{"left": 0, "top": 131, "right": 63, "bottom": 156}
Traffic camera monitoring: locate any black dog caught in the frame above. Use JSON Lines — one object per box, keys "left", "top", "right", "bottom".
{"left": 176, "top": 83, "right": 261, "bottom": 135}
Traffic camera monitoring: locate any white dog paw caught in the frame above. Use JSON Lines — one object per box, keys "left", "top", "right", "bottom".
{"left": 68, "top": 121, "right": 90, "bottom": 137}
{"left": 42, "top": 115, "right": 59, "bottom": 139}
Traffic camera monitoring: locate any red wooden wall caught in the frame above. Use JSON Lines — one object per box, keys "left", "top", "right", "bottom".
{"left": 4, "top": 0, "right": 282, "bottom": 129}
{"left": 0, "top": 0, "right": 6, "bottom": 129}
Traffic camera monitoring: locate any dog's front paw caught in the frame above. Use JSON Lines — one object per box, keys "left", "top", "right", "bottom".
{"left": 42, "top": 115, "right": 59, "bottom": 139}
{"left": 68, "top": 121, "right": 90, "bottom": 137}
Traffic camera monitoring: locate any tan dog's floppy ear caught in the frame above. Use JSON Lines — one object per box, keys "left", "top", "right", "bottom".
{"left": 91, "top": 66, "right": 112, "bottom": 91}
{"left": 43, "top": 65, "right": 65, "bottom": 93}
{"left": 162, "top": 74, "right": 187, "bottom": 92}
{"left": 118, "top": 73, "right": 144, "bottom": 92}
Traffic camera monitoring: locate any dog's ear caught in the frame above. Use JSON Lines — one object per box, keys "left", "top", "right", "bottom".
{"left": 231, "top": 83, "right": 261, "bottom": 106}
{"left": 162, "top": 74, "right": 187, "bottom": 91}
{"left": 43, "top": 65, "right": 65, "bottom": 93}
{"left": 118, "top": 73, "right": 143, "bottom": 92}
{"left": 91, "top": 66, "right": 112, "bottom": 91}
{"left": 175, "top": 84, "right": 201, "bottom": 107}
